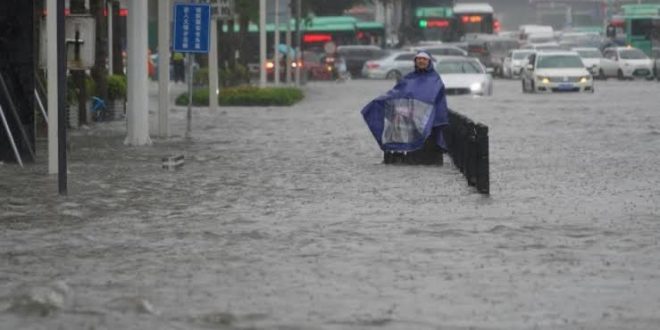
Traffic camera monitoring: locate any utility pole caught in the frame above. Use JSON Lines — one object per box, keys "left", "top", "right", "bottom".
{"left": 125, "top": 0, "right": 151, "bottom": 146}
{"left": 259, "top": 0, "right": 267, "bottom": 87}
{"left": 47, "top": 0, "right": 59, "bottom": 175}
{"left": 274, "top": 0, "right": 281, "bottom": 86}
{"left": 158, "top": 0, "right": 171, "bottom": 137}
{"left": 295, "top": 0, "right": 301, "bottom": 86}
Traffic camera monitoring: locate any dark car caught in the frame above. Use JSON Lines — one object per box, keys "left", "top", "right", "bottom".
{"left": 337, "top": 45, "right": 386, "bottom": 78}
{"left": 466, "top": 35, "right": 519, "bottom": 77}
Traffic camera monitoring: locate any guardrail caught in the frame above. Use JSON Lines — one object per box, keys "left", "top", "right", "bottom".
{"left": 444, "top": 109, "right": 490, "bottom": 195}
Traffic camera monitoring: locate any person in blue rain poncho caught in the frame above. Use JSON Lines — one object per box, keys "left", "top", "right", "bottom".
{"left": 361, "top": 50, "right": 449, "bottom": 164}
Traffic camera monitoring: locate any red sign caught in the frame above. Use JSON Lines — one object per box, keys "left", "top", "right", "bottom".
{"left": 303, "top": 34, "right": 332, "bottom": 43}
{"left": 427, "top": 19, "right": 450, "bottom": 28}
{"left": 461, "top": 15, "right": 483, "bottom": 24}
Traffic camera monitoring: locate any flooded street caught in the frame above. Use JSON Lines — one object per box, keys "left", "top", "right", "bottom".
{"left": 2, "top": 78, "right": 660, "bottom": 329}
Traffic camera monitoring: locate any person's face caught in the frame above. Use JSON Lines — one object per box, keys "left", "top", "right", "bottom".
{"left": 415, "top": 57, "right": 430, "bottom": 69}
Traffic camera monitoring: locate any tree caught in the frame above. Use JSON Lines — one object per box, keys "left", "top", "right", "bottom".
{"left": 90, "top": 0, "right": 108, "bottom": 104}
{"left": 305, "top": 0, "right": 368, "bottom": 16}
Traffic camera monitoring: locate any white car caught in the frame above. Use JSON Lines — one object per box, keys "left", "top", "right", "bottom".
{"left": 502, "top": 49, "right": 535, "bottom": 79}
{"left": 521, "top": 51, "right": 594, "bottom": 93}
{"left": 520, "top": 42, "right": 564, "bottom": 52}
{"left": 409, "top": 45, "right": 468, "bottom": 57}
{"left": 361, "top": 51, "right": 416, "bottom": 80}
{"left": 572, "top": 47, "right": 605, "bottom": 78}
{"left": 436, "top": 56, "right": 493, "bottom": 96}
{"left": 600, "top": 47, "right": 655, "bottom": 80}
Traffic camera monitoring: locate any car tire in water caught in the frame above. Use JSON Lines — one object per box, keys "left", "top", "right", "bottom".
{"left": 386, "top": 70, "right": 401, "bottom": 80}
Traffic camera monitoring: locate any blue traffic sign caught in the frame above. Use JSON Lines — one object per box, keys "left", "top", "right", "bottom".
{"left": 173, "top": 3, "right": 211, "bottom": 53}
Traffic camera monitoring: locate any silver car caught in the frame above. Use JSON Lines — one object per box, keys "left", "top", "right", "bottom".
{"left": 572, "top": 47, "right": 604, "bottom": 78}
{"left": 361, "top": 51, "right": 416, "bottom": 80}
{"left": 435, "top": 56, "right": 493, "bottom": 96}
{"left": 502, "top": 49, "right": 535, "bottom": 79}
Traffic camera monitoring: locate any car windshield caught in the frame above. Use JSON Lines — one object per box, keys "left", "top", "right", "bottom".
{"left": 436, "top": 60, "right": 484, "bottom": 74}
{"left": 576, "top": 50, "right": 602, "bottom": 58}
{"left": 513, "top": 51, "right": 534, "bottom": 60}
{"left": 537, "top": 55, "right": 584, "bottom": 68}
{"left": 619, "top": 49, "right": 648, "bottom": 59}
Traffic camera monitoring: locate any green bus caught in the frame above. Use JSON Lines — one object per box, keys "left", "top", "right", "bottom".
{"left": 414, "top": 6, "right": 456, "bottom": 42}
{"left": 621, "top": 4, "right": 660, "bottom": 56}
{"left": 356, "top": 21, "right": 386, "bottom": 48}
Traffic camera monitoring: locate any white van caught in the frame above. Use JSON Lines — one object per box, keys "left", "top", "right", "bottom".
{"left": 519, "top": 25, "right": 554, "bottom": 42}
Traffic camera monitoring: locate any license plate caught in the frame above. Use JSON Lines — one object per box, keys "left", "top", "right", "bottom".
{"left": 557, "top": 83, "right": 574, "bottom": 90}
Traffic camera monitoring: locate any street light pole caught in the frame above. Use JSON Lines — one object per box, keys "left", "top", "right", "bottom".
{"left": 274, "top": 0, "right": 280, "bottom": 86}
{"left": 259, "top": 0, "right": 267, "bottom": 87}
{"left": 295, "top": 0, "right": 301, "bottom": 86}
{"left": 158, "top": 0, "right": 171, "bottom": 138}
{"left": 57, "top": 0, "right": 67, "bottom": 194}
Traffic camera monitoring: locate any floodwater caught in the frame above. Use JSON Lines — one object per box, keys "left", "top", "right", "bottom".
{"left": 1, "top": 78, "right": 660, "bottom": 329}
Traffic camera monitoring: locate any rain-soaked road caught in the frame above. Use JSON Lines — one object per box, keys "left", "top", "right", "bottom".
{"left": 1, "top": 78, "right": 660, "bottom": 329}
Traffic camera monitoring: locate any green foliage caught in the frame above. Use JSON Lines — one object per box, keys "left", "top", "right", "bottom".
{"left": 193, "top": 64, "right": 251, "bottom": 88}
{"left": 176, "top": 86, "right": 304, "bottom": 107}
{"left": 220, "top": 65, "right": 251, "bottom": 87}
{"left": 193, "top": 68, "right": 209, "bottom": 86}
{"left": 66, "top": 73, "right": 96, "bottom": 105}
{"left": 107, "top": 74, "right": 127, "bottom": 100}
{"left": 306, "top": 0, "right": 368, "bottom": 16}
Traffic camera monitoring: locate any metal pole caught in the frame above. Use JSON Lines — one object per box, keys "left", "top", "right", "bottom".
{"left": 209, "top": 17, "right": 219, "bottom": 113}
{"left": 259, "top": 0, "right": 267, "bottom": 87}
{"left": 47, "top": 0, "right": 58, "bottom": 174}
{"left": 0, "top": 74, "right": 35, "bottom": 161}
{"left": 57, "top": 0, "right": 67, "bottom": 195}
{"left": 107, "top": 1, "right": 113, "bottom": 74}
{"left": 295, "top": 0, "right": 301, "bottom": 86}
{"left": 274, "top": 0, "right": 280, "bottom": 86}
{"left": 158, "top": 0, "right": 170, "bottom": 137}
{"left": 35, "top": 89, "right": 48, "bottom": 125}
{"left": 0, "top": 105, "right": 23, "bottom": 167}
{"left": 186, "top": 53, "right": 193, "bottom": 136}
{"left": 286, "top": 11, "right": 292, "bottom": 84}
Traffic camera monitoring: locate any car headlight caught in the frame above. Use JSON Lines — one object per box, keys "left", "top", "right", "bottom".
{"left": 579, "top": 76, "right": 591, "bottom": 83}
{"left": 537, "top": 76, "right": 550, "bottom": 84}
{"left": 470, "top": 82, "right": 483, "bottom": 92}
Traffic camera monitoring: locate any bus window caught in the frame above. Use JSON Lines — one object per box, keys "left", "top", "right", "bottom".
{"left": 631, "top": 19, "right": 653, "bottom": 37}
{"left": 453, "top": 3, "right": 495, "bottom": 38}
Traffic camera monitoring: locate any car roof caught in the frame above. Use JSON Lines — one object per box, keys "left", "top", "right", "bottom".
{"left": 337, "top": 45, "right": 381, "bottom": 50}
{"left": 453, "top": 3, "right": 493, "bottom": 14}
{"left": 536, "top": 51, "right": 580, "bottom": 56}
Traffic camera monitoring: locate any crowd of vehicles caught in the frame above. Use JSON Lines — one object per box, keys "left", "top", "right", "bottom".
{"left": 254, "top": 2, "right": 659, "bottom": 96}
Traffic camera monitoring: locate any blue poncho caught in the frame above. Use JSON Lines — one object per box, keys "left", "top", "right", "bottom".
{"left": 361, "top": 53, "right": 448, "bottom": 152}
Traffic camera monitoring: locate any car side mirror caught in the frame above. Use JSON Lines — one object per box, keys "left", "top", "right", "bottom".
{"left": 526, "top": 64, "right": 534, "bottom": 71}
{"left": 486, "top": 67, "right": 495, "bottom": 74}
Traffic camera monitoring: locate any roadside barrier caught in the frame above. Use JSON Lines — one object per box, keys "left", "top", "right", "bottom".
{"left": 444, "top": 110, "right": 489, "bottom": 195}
